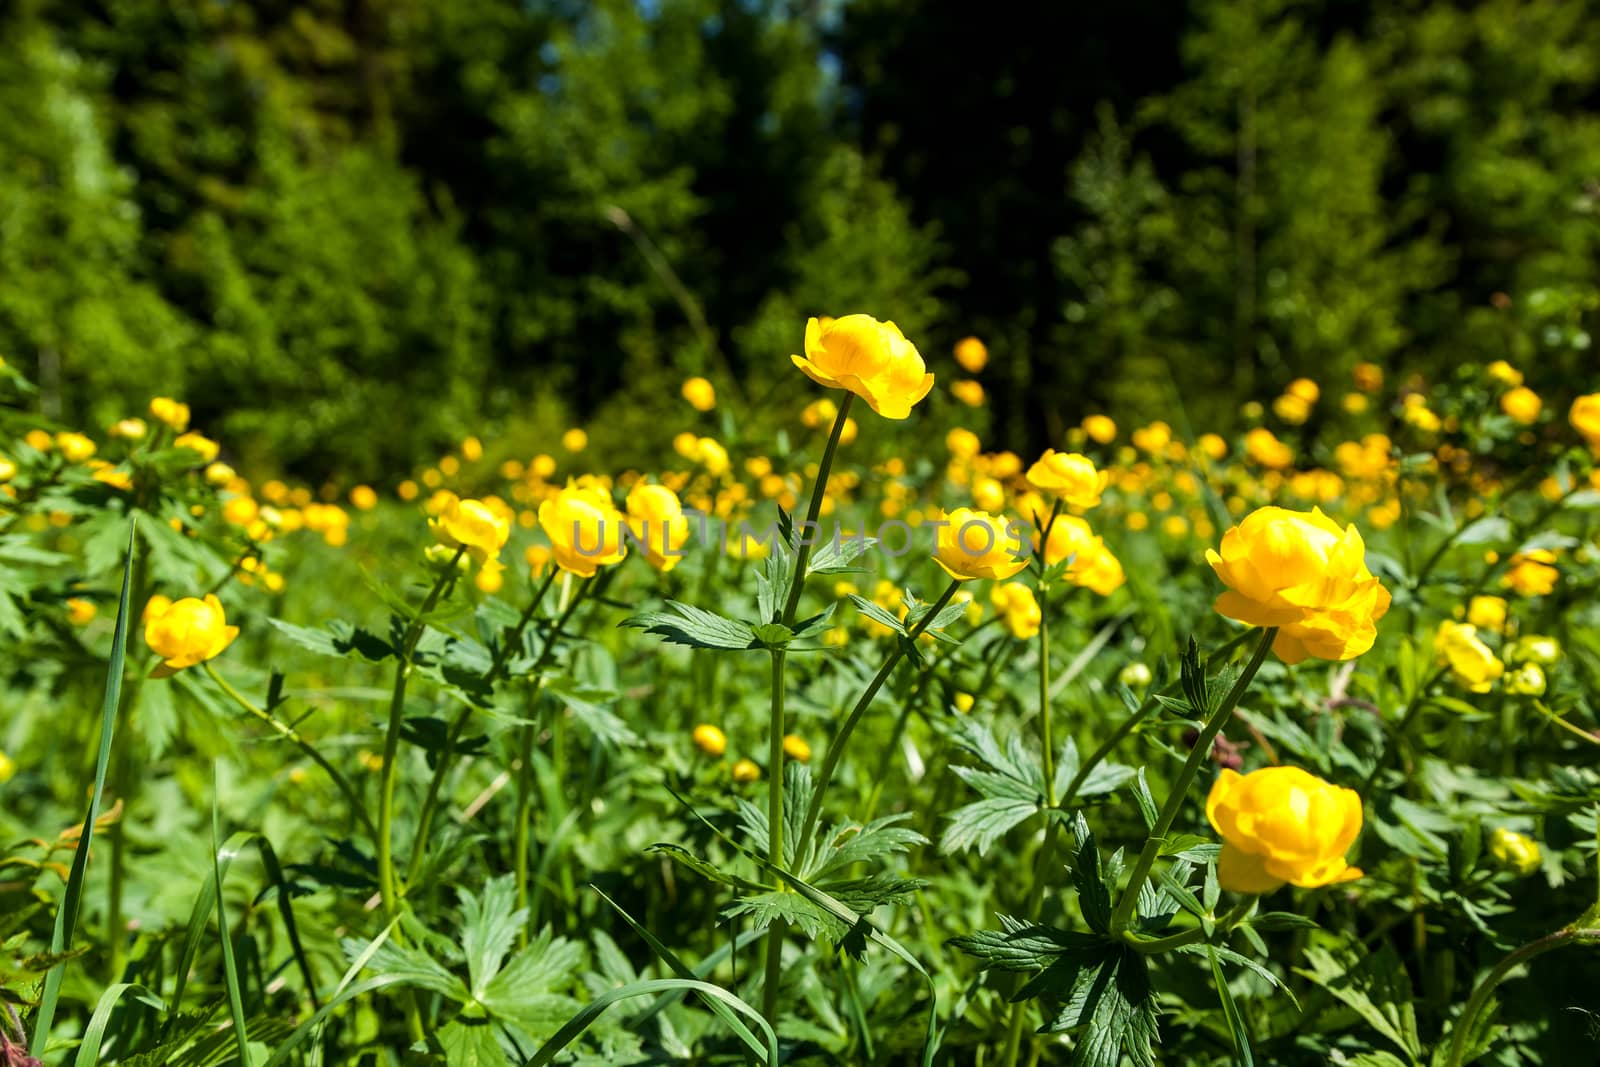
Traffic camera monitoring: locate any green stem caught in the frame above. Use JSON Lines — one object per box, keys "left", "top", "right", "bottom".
{"left": 795, "top": 579, "right": 962, "bottom": 861}
{"left": 411, "top": 569, "right": 560, "bottom": 879}
{"left": 106, "top": 533, "right": 149, "bottom": 981}
{"left": 513, "top": 577, "right": 593, "bottom": 925}
{"left": 1447, "top": 926, "right": 1600, "bottom": 1067}
{"left": 764, "top": 391, "right": 855, "bottom": 1027}
{"left": 1108, "top": 626, "right": 1277, "bottom": 936}
{"left": 203, "top": 663, "right": 377, "bottom": 840}
{"left": 375, "top": 551, "right": 462, "bottom": 928}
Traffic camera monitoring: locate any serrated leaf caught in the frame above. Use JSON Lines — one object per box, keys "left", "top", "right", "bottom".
{"left": 621, "top": 601, "right": 759, "bottom": 650}
{"left": 940, "top": 798, "right": 1039, "bottom": 856}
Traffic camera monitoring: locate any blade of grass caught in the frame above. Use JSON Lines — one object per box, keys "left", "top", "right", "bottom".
{"left": 73, "top": 983, "right": 165, "bottom": 1067}
{"left": 591, "top": 886, "right": 771, "bottom": 1063}
{"left": 211, "top": 772, "right": 252, "bottom": 1065}
{"left": 32, "top": 519, "right": 137, "bottom": 1053}
{"left": 523, "top": 979, "right": 779, "bottom": 1067}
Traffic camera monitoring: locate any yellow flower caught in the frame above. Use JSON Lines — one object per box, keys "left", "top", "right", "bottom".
{"left": 946, "top": 427, "right": 981, "bottom": 459}
{"left": 1037, "top": 515, "right": 1125, "bottom": 596}
{"left": 1352, "top": 362, "right": 1384, "bottom": 392}
{"left": 1466, "top": 595, "right": 1507, "bottom": 632}
{"left": 1026, "top": 450, "right": 1108, "bottom": 510}
{"left": 933, "top": 507, "right": 1029, "bottom": 581}
{"left": 1082, "top": 414, "right": 1117, "bottom": 444}
{"left": 954, "top": 335, "right": 989, "bottom": 373}
{"left": 525, "top": 544, "right": 553, "bottom": 577}
{"left": 682, "top": 376, "right": 717, "bottom": 412}
{"left": 461, "top": 436, "right": 484, "bottom": 462}
{"left": 149, "top": 396, "right": 191, "bottom": 431}
{"left": 1343, "top": 393, "right": 1369, "bottom": 414}
{"left": 562, "top": 428, "right": 588, "bottom": 452}
{"left": 350, "top": 485, "right": 378, "bottom": 511}
{"left": 1244, "top": 427, "right": 1293, "bottom": 470}
{"left": 952, "top": 692, "right": 975, "bottom": 713}
{"left": 55, "top": 433, "right": 97, "bottom": 463}
{"left": 1433, "top": 621, "right": 1504, "bottom": 693}
{"left": 692, "top": 723, "right": 727, "bottom": 756}
{"left": 91, "top": 463, "right": 133, "bottom": 491}
{"left": 1196, "top": 433, "right": 1228, "bottom": 460}
{"left": 1207, "top": 507, "right": 1391, "bottom": 664}
{"left": 731, "top": 758, "right": 761, "bottom": 784}
{"left": 1286, "top": 378, "right": 1320, "bottom": 404}
{"left": 538, "top": 483, "right": 627, "bottom": 577}
{"left": 783, "top": 735, "right": 812, "bottom": 763}
{"left": 626, "top": 482, "right": 691, "bottom": 572}
{"left": 203, "top": 462, "right": 235, "bottom": 487}
{"left": 791, "top": 314, "right": 933, "bottom": 420}
{"left": 110, "top": 418, "right": 148, "bottom": 440}
{"left": 144, "top": 594, "right": 239, "bottom": 676}
{"left": 990, "top": 582, "right": 1042, "bottom": 640}
{"left": 430, "top": 496, "right": 511, "bottom": 564}
{"left": 1504, "top": 662, "right": 1546, "bottom": 696}
{"left": 1488, "top": 827, "right": 1541, "bottom": 875}
{"left": 1502, "top": 549, "right": 1558, "bottom": 597}
{"left": 66, "top": 598, "right": 98, "bottom": 626}
{"left": 696, "top": 437, "right": 730, "bottom": 475}
{"left": 950, "top": 379, "right": 985, "bottom": 407}
{"left": 1207, "top": 767, "right": 1363, "bottom": 893}
{"left": 475, "top": 559, "right": 505, "bottom": 594}
{"left": 1500, "top": 386, "right": 1541, "bottom": 424}
{"left": 1486, "top": 360, "right": 1524, "bottom": 388}
{"left": 24, "top": 429, "right": 52, "bottom": 452}
{"left": 0, "top": 456, "right": 14, "bottom": 482}
{"left": 0, "top": 750, "right": 13, "bottom": 784}
{"left": 174, "top": 432, "right": 220, "bottom": 463}
{"left": 1569, "top": 394, "right": 1600, "bottom": 453}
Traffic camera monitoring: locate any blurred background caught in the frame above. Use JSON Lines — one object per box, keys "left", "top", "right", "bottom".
{"left": 3, "top": 0, "right": 1598, "bottom": 479}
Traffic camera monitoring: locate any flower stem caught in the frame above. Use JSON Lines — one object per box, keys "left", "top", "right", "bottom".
{"left": 410, "top": 569, "right": 560, "bottom": 880}
{"left": 376, "top": 552, "right": 462, "bottom": 928}
{"left": 764, "top": 390, "right": 856, "bottom": 1027}
{"left": 1108, "top": 626, "right": 1277, "bottom": 936}
{"left": 1447, "top": 925, "right": 1600, "bottom": 1067}
{"left": 795, "top": 579, "right": 962, "bottom": 861}
{"left": 203, "top": 663, "right": 377, "bottom": 839}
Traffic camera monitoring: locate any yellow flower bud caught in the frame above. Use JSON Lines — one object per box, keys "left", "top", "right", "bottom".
{"left": 55, "top": 433, "right": 97, "bottom": 463}
{"left": 1082, "top": 414, "right": 1117, "bottom": 445}
{"left": 791, "top": 315, "right": 934, "bottom": 419}
{"left": 1502, "top": 549, "right": 1558, "bottom": 597}
{"left": 1571, "top": 393, "right": 1600, "bottom": 454}
{"left": 1207, "top": 766, "right": 1363, "bottom": 893}
{"left": 950, "top": 379, "right": 985, "bottom": 407}
{"left": 682, "top": 376, "right": 717, "bottom": 412}
{"left": 731, "top": 758, "right": 761, "bottom": 784}
{"left": 110, "top": 418, "right": 148, "bottom": 440}
{"left": 1433, "top": 621, "right": 1504, "bottom": 693}
{"left": 144, "top": 594, "right": 239, "bottom": 677}
{"left": 782, "top": 735, "right": 811, "bottom": 763}
{"left": 1465, "top": 595, "right": 1507, "bottom": 632}
{"left": 562, "top": 428, "right": 588, "bottom": 453}
{"left": 1207, "top": 507, "right": 1391, "bottom": 664}
{"left": 349, "top": 485, "right": 378, "bottom": 510}
{"left": 952, "top": 692, "right": 975, "bottom": 713}
{"left": 692, "top": 724, "right": 727, "bottom": 756}
{"left": 66, "top": 598, "right": 98, "bottom": 626}
{"left": 1488, "top": 827, "right": 1541, "bottom": 876}
{"left": 953, "top": 335, "right": 988, "bottom": 373}
{"left": 0, "top": 750, "right": 14, "bottom": 784}
{"left": 1500, "top": 386, "right": 1542, "bottom": 425}
{"left": 1503, "top": 662, "right": 1546, "bottom": 696}
{"left": 149, "top": 396, "right": 191, "bottom": 431}
{"left": 174, "top": 432, "right": 220, "bottom": 463}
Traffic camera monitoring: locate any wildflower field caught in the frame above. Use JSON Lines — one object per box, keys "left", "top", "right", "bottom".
{"left": 3, "top": 321, "right": 1600, "bottom": 1066}
{"left": 9, "top": 2, "right": 1600, "bottom": 1065}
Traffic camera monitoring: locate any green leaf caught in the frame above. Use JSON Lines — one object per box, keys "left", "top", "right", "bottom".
{"left": 525, "top": 978, "right": 779, "bottom": 1067}
{"left": 267, "top": 617, "right": 395, "bottom": 662}
{"left": 1297, "top": 939, "right": 1421, "bottom": 1061}
{"left": 460, "top": 876, "right": 525, "bottom": 998}
{"left": 1205, "top": 944, "right": 1254, "bottom": 1066}
{"left": 439, "top": 1018, "right": 511, "bottom": 1066}
{"left": 847, "top": 593, "right": 908, "bottom": 636}
{"left": 1072, "top": 812, "right": 1113, "bottom": 935}
{"left": 940, "top": 797, "right": 1039, "bottom": 856}
{"left": 620, "top": 600, "right": 759, "bottom": 650}
{"left": 33, "top": 520, "right": 136, "bottom": 1053}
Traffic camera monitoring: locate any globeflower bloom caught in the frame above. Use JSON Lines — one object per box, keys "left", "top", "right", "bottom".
{"left": 1038, "top": 515, "right": 1126, "bottom": 596}
{"left": 149, "top": 396, "right": 191, "bottom": 431}
{"left": 174, "top": 432, "right": 220, "bottom": 463}
{"left": 1025, "top": 450, "right": 1108, "bottom": 510}
{"left": 539, "top": 483, "right": 627, "bottom": 577}
{"left": 1433, "top": 621, "right": 1504, "bottom": 693}
{"left": 430, "top": 496, "right": 511, "bottom": 564}
{"left": 1488, "top": 827, "right": 1541, "bottom": 875}
{"left": 692, "top": 724, "right": 727, "bottom": 757}
{"left": 1207, "top": 507, "right": 1391, "bottom": 664}
{"left": 55, "top": 433, "right": 97, "bottom": 463}
{"left": 1206, "top": 766, "right": 1363, "bottom": 894}
{"left": 1502, "top": 549, "right": 1558, "bottom": 597}
{"left": 953, "top": 336, "right": 988, "bottom": 373}
{"left": 625, "top": 482, "right": 690, "bottom": 572}
{"left": 933, "top": 508, "right": 1029, "bottom": 581}
{"left": 990, "top": 582, "right": 1042, "bottom": 640}
{"left": 681, "top": 376, "right": 716, "bottom": 412}
{"left": 144, "top": 594, "right": 239, "bottom": 677}
{"left": 1500, "top": 386, "right": 1542, "bottom": 424}
{"left": 1570, "top": 393, "right": 1600, "bottom": 453}
{"left": 791, "top": 315, "right": 934, "bottom": 420}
